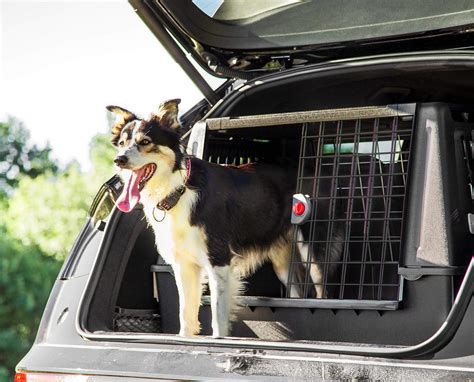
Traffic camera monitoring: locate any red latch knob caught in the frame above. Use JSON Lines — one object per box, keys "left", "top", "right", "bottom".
{"left": 293, "top": 201, "right": 305, "bottom": 216}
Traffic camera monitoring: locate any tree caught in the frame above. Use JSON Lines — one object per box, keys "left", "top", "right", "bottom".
{"left": 0, "top": 117, "right": 58, "bottom": 196}
{"left": 0, "top": 116, "right": 63, "bottom": 379}
{"left": 5, "top": 131, "right": 117, "bottom": 261}
{"left": 5, "top": 164, "right": 94, "bottom": 260}
{"left": 0, "top": 225, "right": 61, "bottom": 380}
{"left": 0, "top": 115, "right": 117, "bottom": 379}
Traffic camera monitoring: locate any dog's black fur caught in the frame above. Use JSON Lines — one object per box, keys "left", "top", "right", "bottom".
{"left": 186, "top": 160, "right": 297, "bottom": 267}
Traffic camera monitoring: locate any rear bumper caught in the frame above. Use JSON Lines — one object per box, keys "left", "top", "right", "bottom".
{"left": 17, "top": 341, "right": 474, "bottom": 380}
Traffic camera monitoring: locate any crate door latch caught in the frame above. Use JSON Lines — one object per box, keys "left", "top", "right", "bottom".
{"left": 291, "top": 194, "right": 312, "bottom": 225}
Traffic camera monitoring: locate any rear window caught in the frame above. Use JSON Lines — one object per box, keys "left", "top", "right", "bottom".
{"left": 163, "top": 0, "right": 474, "bottom": 50}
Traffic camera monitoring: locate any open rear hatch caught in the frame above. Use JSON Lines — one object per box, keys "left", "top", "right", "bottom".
{"left": 131, "top": 0, "right": 474, "bottom": 81}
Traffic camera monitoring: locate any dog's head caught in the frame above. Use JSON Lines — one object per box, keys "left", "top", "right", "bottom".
{"left": 107, "top": 99, "right": 183, "bottom": 212}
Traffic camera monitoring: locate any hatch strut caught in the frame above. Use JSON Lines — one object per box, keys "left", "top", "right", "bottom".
{"left": 130, "top": 0, "right": 219, "bottom": 105}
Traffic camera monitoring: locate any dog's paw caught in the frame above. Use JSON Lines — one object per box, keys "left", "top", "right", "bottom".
{"left": 211, "top": 326, "right": 230, "bottom": 338}
{"left": 178, "top": 330, "right": 199, "bottom": 337}
{"left": 179, "top": 322, "right": 201, "bottom": 337}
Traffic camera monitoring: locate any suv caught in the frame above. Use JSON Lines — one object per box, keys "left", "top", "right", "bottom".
{"left": 16, "top": 1, "right": 474, "bottom": 380}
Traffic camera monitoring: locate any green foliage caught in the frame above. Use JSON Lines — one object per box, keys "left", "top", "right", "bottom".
{"left": 0, "top": 117, "right": 58, "bottom": 196}
{"left": 5, "top": 165, "right": 94, "bottom": 260}
{"left": 0, "top": 117, "right": 63, "bottom": 379}
{"left": 5, "top": 130, "right": 117, "bottom": 261}
{"left": 0, "top": 225, "right": 61, "bottom": 380}
{"left": 0, "top": 115, "right": 117, "bottom": 379}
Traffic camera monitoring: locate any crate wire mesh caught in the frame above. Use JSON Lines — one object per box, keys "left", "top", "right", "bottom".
{"left": 287, "top": 114, "right": 414, "bottom": 302}
{"left": 205, "top": 137, "right": 276, "bottom": 165}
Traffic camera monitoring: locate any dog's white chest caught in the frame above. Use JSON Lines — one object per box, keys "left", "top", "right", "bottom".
{"left": 142, "top": 190, "right": 209, "bottom": 267}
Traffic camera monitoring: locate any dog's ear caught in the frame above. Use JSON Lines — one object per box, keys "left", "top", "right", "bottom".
{"left": 152, "top": 99, "right": 181, "bottom": 129}
{"left": 106, "top": 105, "right": 137, "bottom": 146}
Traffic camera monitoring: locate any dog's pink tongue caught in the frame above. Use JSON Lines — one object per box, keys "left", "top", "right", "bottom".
{"left": 116, "top": 168, "right": 145, "bottom": 213}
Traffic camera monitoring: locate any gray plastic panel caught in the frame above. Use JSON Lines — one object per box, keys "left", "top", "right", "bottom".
{"left": 402, "top": 103, "right": 474, "bottom": 274}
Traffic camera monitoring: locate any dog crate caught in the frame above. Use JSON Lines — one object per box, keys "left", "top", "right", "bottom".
{"left": 193, "top": 103, "right": 474, "bottom": 311}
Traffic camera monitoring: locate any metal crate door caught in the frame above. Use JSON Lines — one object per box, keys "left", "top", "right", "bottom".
{"left": 288, "top": 112, "right": 415, "bottom": 307}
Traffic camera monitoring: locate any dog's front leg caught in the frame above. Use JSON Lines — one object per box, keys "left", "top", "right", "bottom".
{"left": 173, "top": 261, "right": 203, "bottom": 336}
{"left": 207, "top": 265, "right": 232, "bottom": 337}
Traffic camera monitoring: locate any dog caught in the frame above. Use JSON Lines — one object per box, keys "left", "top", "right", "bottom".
{"left": 108, "top": 100, "right": 342, "bottom": 337}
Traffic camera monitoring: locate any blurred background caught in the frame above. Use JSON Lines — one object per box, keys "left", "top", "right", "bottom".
{"left": 0, "top": 1, "right": 219, "bottom": 379}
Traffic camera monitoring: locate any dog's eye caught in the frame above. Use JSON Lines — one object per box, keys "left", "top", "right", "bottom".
{"left": 119, "top": 141, "right": 124, "bottom": 146}
{"left": 139, "top": 139, "right": 150, "bottom": 146}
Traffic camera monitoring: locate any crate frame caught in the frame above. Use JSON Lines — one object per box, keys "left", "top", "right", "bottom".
{"left": 204, "top": 104, "right": 417, "bottom": 310}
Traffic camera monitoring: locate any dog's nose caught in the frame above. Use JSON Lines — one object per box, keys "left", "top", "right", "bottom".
{"left": 114, "top": 155, "right": 128, "bottom": 167}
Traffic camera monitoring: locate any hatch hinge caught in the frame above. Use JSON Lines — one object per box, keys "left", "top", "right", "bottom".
{"left": 200, "top": 51, "right": 256, "bottom": 81}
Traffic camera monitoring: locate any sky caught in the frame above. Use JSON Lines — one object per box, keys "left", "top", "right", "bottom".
{"left": 1, "top": 0, "right": 219, "bottom": 170}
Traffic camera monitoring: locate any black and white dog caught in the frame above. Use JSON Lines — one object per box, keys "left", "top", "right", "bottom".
{"left": 108, "top": 100, "right": 340, "bottom": 337}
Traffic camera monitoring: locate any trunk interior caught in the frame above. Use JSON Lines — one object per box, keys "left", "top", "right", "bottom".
{"left": 84, "top": 60, "right": 474, "bottom": 346}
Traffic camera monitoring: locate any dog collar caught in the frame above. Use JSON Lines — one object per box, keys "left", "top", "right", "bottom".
{"left": 155, "top": 157, "right": 191, "bottom": 211}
